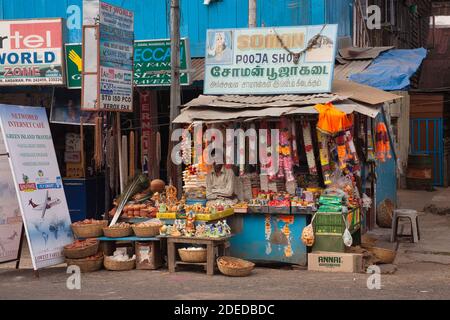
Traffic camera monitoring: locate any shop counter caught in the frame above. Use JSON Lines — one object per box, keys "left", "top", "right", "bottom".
{"left": 228, "top": 209, "right": 311, "bottom": 266}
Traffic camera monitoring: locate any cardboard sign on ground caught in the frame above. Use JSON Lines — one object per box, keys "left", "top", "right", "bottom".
{"left": 308, "top": 252, "right": 363, "bottom": 273}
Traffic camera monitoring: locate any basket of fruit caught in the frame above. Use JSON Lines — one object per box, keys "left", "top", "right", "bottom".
{"left": 66, "top": 253, "right": 104, "bottom": 273}
{"left": 178, "top": 247, "right": 207, "bottom": 263}
{"left": 217, "top": 256, "right": 255, "bottom": 277}
{"left": 103, "top": 222, "right": 132, "bottom": 238}
{"left": 71, "top": 219, "right": 108, "bottom": 238}
{"left": 132, "top": 220, "right": 163, "bottom": 238}
{"left": 63, "top": 238, "right": 99, "bottom": 259}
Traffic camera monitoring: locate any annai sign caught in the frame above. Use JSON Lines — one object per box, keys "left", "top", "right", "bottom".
{"left": 204, "top": 25, "right": 338, "bottom": 95}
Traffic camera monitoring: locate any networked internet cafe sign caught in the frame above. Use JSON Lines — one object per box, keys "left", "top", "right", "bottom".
{"left": 204, "top": 25, "right": 338, "bottom": 95}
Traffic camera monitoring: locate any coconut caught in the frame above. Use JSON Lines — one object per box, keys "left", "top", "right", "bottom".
{"left": 150, "top": 179, "right": 166, "bottom": 193}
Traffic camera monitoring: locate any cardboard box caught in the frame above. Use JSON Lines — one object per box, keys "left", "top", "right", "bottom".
{"left": 308, "top": 252, "right": 363, "bottom": 273}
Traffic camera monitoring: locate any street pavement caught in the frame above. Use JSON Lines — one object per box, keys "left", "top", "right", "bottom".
{"left": 1, "top": 189, "right": 449, "bottom": 300}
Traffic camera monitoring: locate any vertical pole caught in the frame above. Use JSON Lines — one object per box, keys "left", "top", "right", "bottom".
{"left": 104, "top": 113, "right": 110, "bottom": 220}
{"left": 169, "top": 0, "right": 181, "bottom": 194}
{"left": 248, "top": 0, "right": 257, "bottom": 28}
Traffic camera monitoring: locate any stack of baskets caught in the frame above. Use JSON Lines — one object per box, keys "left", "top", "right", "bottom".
{"left": 64, "top": 239, "right": 103, "bottom": 272}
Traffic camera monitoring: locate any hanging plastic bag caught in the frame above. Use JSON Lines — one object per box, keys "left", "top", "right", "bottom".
{"left": 301, "top": 214, "right": 316, "bottom": 247}
{"left": 342, "top": 214, "right": 353, "bottom": 247}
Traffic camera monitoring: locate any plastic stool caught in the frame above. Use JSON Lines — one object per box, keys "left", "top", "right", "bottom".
{"left": 390, "top": 209, "right": 420, "bottom": 243}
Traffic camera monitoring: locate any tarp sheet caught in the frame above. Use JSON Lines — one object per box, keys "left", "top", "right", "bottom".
{"left": 348, "top": 48, "right": 427, "bottom": 90}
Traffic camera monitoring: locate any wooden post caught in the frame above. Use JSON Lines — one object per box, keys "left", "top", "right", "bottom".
{"left": 248, "top": 0, "right": 257, "bottom": 28}
{"left": 168, "top": 0, "right": 181, "bottom": 194}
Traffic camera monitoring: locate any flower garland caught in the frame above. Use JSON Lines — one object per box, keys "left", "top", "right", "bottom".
{"left": 302, "top": 120, "right": 317, "bottom": 175}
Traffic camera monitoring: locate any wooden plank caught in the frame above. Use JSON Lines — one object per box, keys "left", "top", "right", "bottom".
{"left": 176, "top": 261, "right": 207, "bottom": 266}
{"left": 167, "top": 241, "right": 176, "bottom": 273}
{"left": 206, "top": 243, "right": 215, "bottom": 276}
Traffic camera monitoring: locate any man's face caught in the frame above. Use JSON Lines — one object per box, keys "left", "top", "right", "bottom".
{"left": 214, "top": 163, "right": 223, "bottom": 173}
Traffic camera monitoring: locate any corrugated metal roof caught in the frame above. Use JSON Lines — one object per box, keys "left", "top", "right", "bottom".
{"left": 183, "top": 93, "right": 345, "bottom": 109}
{"left": 338, "top": 46, "right": 394, "bottom": 60}
{"left": 418, "top": 27, "right": 450, "bottom": 90}
{"left": 334, "top": 60, "right": 374, "bottom": 80}
{"left": 191, "top": 58, "right": 205, "bottom": 83}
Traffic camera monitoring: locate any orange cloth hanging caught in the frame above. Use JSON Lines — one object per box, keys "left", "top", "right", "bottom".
{"left": 375, "top": 122, "right": 391, "bottom": 162}
{"left": 314, "top": 103, "right": 353, "bottom": 135}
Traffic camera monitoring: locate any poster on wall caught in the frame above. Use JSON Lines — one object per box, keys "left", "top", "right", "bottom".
{"left": 50, "top": 88, "right": 97, "bottom": 125}
{"left": 0, "top": 137, "right": 22, "bottom": 264}
{"left": 0, "top": 18, "right": 65, "bottom": 86}
{"left": 0, "top": 105, "right": 73, "bottom": 270}
{"left": 204, "top": 24, "right": 338, "bottom": 95}
{"left": 98, "top": 1, "right": 134, "bottom": 112}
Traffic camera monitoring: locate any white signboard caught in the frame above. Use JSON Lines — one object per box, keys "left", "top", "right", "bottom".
{"left": 0, "top": 105, "right": 73, "bottom": 270}
{"left": 0, "top": 18, "right": 64, "bottom": 86}
{"left": 99, "top": 2, "right": 134, "bottom": 112}
{"left": 204, "top": 25, "right": 338, "bottom": 95}
{"left": 0, "top": 137, "right": 22, "bottom": 263}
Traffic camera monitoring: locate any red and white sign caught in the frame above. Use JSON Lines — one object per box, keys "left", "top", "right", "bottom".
{"left": 0, "top": 19, "right": 64, "bottom": 86}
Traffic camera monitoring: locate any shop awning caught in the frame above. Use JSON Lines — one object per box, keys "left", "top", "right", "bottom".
{"left": 174, "top": 80, "right": 400, "bottom": 123}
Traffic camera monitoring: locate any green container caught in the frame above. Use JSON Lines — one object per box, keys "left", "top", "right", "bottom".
{"left": 312, "top": 234, "right": 345, "bottom": 253}
{"left": 313, "top": 212, "right": 345, "bottom": 235}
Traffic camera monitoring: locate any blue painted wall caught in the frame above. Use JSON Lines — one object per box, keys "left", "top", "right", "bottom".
{"left": 0, "top": 0, "right": 353, "bottom": 57}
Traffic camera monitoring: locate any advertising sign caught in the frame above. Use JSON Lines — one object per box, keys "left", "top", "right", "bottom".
{"left": 204, "top": 25, "right": 338, "bottom": 95}
{"left": 0, "top": 18, "right": 64, "bottom": 86}
{"left": 67, "top": 39, "right": 191, "bottom": 88}
{"left": 50, "top": 88, "right": 97, "bottom": 125}
{"left": 0, "top": 105, "right": 73, "bottom": 270}
{"left": 134, "top": 39, "right": 190, "bottom": 86}
{"left": 99, "top": 2, "right": 134, "bottom": 112}
{"left": 0, "top": 137, "right": 22, "bottom": 264}
{"left": 65, "top": 43, "right": 82, "bottom": 89}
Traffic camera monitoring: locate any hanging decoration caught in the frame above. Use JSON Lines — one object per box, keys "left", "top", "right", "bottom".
{"left": 302, "top": 120, "right": 317, "bottom": 175}
{"left": 375, "top": 122, "right": 391, "bottom": 162}
{"left": 291, "top": 120, "right": 300, "bottom": 166}
{"left": 317, "top": 131, "right": 332, "bottom": 185}
{"left": 277, "top": 118, "right": 295, "bottom": 182}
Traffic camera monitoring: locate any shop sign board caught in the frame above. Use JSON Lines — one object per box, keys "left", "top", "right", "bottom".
{"left": 0, "top": 105, "right": 73, "bottom": 270}
{"left": 98, "top": 1, "right": 134, "bottom": 112}
{"left": 0, "top": 137, "right": 22, "bottom": 264}
{"left": 134, "top": 39, "right": 191, "bottom": 86}
{"left": 204, "top": 24, "right": 338, "bottom": 95}
{"left": 68, "top": 38, "right": 190, "bottom": 89}
{"left": 65, "top": 43, "right": 82, "bottom": 89}
{"left": 0, "top": 18, "right": 65, "bottom": 86}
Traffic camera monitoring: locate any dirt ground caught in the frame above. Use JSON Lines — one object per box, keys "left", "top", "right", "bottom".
{"left": 1, "top": 189, "right": 449, "bottom": 300}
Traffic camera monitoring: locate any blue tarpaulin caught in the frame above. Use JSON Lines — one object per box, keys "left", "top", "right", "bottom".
{"left": 348, "top": 48, "right": 427, "bottom": 91}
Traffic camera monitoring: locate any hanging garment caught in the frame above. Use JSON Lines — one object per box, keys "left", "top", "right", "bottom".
{"left": 278, "top": 118, "right": 295, "bottom": 182}
{"left": 302, "top": 121, "right": 318, "bottom": 175}
{"left": 335, "top": 131, "right": 347, "bottom": 169}
{"left": 376, "top": 122, "right": 391, "bottom": 162}
{"left": 315, "top": 103, "right": 353, "bottom": 135}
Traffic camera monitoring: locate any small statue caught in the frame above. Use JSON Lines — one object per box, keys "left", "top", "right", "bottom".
{"left": 195, "top": 223, "right": 206, "bottom": 238}
{"left": 222, "top": 220, "right": 231, "bottom": 235}
{"left": 159, "top": 203, "right": 167, "bottom": 213}
{"left": 185, "top": 210, "right": 196, "bottom": 236}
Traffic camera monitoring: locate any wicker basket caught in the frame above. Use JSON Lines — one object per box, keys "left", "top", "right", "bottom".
{"left": 66, "top": 255, "right": 104, "bottom": 273}
{"left": 377, "top": 199, "right": 394, "bottom": 228}
{"left": 71, "top": 220, "right": 108, "bottom": 238}
{"left": 104, "top": 256, "right": 136, "bottom": 271}
{"left": 63, "top": 241, "right": 99, "bottom": 259}
{"left": 178, "top": 248, "right": 207, "bottom": 263}
{"left": 103, "top": 226, "right": 132, "bottom": 238}
{"left": 132, "top": 224, "right": 160, "bottom": 238}
{"left": 217, "top": 256, "right": 255, "bottom": 277}
{"left": 367, "top": 247, "right": 397, "bottom": 264}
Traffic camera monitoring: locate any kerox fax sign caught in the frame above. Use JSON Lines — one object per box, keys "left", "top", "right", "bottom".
{"left": 204, "top": 25, "right": 338, "bottom": 95}
{"left": 0, "top": 19, "right": 64, "bottom": 86}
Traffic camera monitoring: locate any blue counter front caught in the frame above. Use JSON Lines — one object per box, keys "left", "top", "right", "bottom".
{"left": 228, "top": 212, "right": 310, "bottom": 266}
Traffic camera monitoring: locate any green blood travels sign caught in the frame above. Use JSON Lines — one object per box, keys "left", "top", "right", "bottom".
{"left": 65, "top": 43, "right": 82, "bottom": 89}
{"left": 65, "top": 39, "right": 191, "bottom": 89}
{"left": 134, "top": 38, "right": 190, "bottom": 86}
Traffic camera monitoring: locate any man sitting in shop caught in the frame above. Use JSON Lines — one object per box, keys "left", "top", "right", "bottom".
{"left": 206, "top": 162, "right": 237, "bottom": 204}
